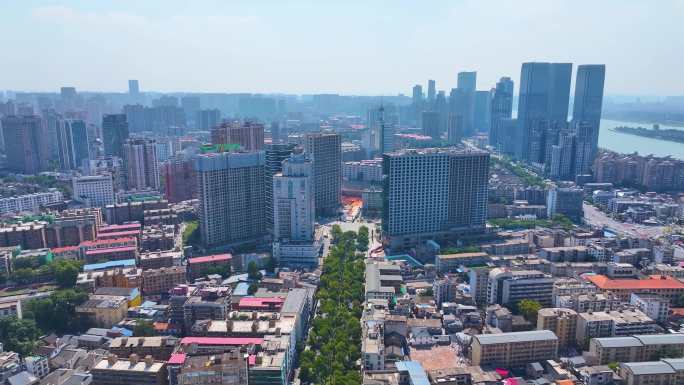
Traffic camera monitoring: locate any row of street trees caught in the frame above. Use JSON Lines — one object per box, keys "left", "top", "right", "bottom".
{"left": 299, "top": 229, "right": 365, "bottom": 384}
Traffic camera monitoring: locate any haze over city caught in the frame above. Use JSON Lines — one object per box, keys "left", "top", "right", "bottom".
{"left": 1, "top": 0, "right": 683, "bottom": 95}
{"left": 2, "top": 2, "right": 684, "bottom": 385}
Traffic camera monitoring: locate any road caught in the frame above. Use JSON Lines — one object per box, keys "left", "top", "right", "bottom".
{"left": 583, "top": 202, "right": 669, "bottom": 238}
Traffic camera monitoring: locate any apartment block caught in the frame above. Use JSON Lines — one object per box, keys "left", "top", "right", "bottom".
{"left": 586, "top": 274, "right": 684, "bottom": 302}
{"left": 91, "top": 354, "right": 167, "bottom": 385}
{"left": 576, "top": 309, "right": 660, "bottom": 348}
{"left": 487, "top": 268, "right": 555, "bottom": 307}
{"left": 619, "top": 358, "right": 684, "bottom": 385}
{"left": 195, "top": 151, "right": 266, "bottom": 248}
{"left": 435, "top": 252, "right": 489, "bottom": 273}
{"left": 589, "top": 334, "right": 684, "bottom": 365}
{"left": 142, "top": 266, "right": 187, "bottom": 296}
{"left": 471, "top": 330, "right": 559, "bottom": 368}
{"left": 537, "top": 308, "right": 578, "bottom": 348}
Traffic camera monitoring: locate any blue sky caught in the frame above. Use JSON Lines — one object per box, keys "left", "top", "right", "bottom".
{"left": 1, "top": 0, "right": 682, "bottom": 96}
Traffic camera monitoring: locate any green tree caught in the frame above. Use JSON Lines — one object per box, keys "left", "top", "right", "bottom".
{"left": 300, "top": 229, "right": 364, "bottom": 384}
{"left": 330, "top": 224, "right": 342, "bottom": 243}
{"left": 517, "top": 299, "right": 542, "bottom": 321}
{"left": 201, "top": 264, "right": 231, "bottom": 278}
{"left": 25, "top": 289, "right": 90, "bottom": 334}
{"left": 356, "top": 226, "right": 369, "bottom": 252}
{"left": 265, "top": 256, "right": 276, "bottom": 273}
{"left": 247, "top": 261, "right": 262, "bottom": 281}
{"left": 53, "top": 260, "right": 81, "bottom": 288}
{"left": 182, "top": 220, "right": 201, "bottom": 247}
{"left": 247, "top": 283, "right": 258, "bottom": 295}
{"left": 607, "top": 362, "right": 619, "bottom": 371}
{"left": 133, "top": 320, "right": 155, "bottom": 337}
{"left": 11, "top": 268, "right": 35, "bottom": 285}
{"left": 0, "top": 317, "right": 41, "bottom": 356}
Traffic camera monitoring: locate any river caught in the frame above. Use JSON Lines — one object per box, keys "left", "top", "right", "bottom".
{"left": 599, "top": 119, "right": 684, "bottom": 160}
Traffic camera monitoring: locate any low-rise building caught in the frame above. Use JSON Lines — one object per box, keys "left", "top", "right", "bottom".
{"left": 576, "top": 309, "right": 660, "bottom": 348}
{"left": 540, "top": 246, "right": 589, "bottom": 262}
{"left": 91, "top": 354, "right": 167, "bottom": 385}
{"left": 142, "top": 266, "right": 187, "bottom": 296}
{"left": 139, "top": 250, "right": 182, "bottom": 269}
{"left": 435, "top": 252, "right": 489, "bottom": 272}
{"left": 537, "top": 308, "right": 578, "bottom": 348}
{"left": 108, "top": 337, "right": 179, "bottom": 361}
{"left": 556, "top": 292, "right": 622, "bottom": 313}
{"left": 577, "top": 365, "right": 618, "bottom": 385}
{"left": 630, "top": 293, "right": 670, "bottom": 323}
{"left": 619, "top": 358, "right": 684, "bottom": 385}
{"left": 178, "top": 352, "right": 248, "bottom": 385}
{"left": 586, "top": 274, "right": 684, "bottom": 302}
{"left": 24, "top": 356, "right": 49, "bottom": 379}
{"left": 95, "top": 287, "right": 141, "bottom": 308}
{"left": 365, "top": 262, "right": 402, "bottom": 301}
{"left": 470, "top": 330, "right": 559, "bottom": 368}
{"left": 487, "top": 268, "right": 555, "bottom": 307}
{"left": 0, "top": 352, "right": 21, "bottom": 384}
{"left": 589, "top": 334, "right": 684, "bottom": 365}
{"left": 75, "top": 295, "right": 128, "bottom": 328}
{"left": 186, "top": 254, "right": 232, "bottom": 280}
{"left": 0, "top": 190, "right": 64, "bottom": 216}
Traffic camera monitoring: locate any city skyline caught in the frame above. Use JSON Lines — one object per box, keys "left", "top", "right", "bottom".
{"left": 1, "top": 0, "right": 682, "bottom": 96}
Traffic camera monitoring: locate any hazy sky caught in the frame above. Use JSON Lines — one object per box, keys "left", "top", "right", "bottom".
{"left": 1, "top": 0, "right": 682, "bottom": 96}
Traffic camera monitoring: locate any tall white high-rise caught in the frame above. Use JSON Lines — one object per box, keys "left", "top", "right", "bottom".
{"left": 273, "top": 153, "right": 319, "bottom": 267}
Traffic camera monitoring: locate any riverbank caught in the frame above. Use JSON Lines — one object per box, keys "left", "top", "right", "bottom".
{"left": 612, "top": 125, "right": 684, "bottom": 144}
{"left": 599, "top": 119, "right": 684, "bottom": 160}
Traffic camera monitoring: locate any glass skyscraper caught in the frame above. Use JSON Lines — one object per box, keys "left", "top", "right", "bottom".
{"left": 572, "top": 64, "right": 606, "bottom": 175}
{"left": 516, "top": 62, "right": 572, "bottom": 165}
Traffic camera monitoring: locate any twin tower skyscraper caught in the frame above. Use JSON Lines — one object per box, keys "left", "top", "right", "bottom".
{"left": 491, "top": 63, "right": 606, "bottom": 181}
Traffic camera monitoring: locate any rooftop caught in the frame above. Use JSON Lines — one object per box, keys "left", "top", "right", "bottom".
{"left": 586, "top": 274, "right": 684, "bottom": 290}
{"left": 474, "top": 330, "right": 558, "bottom": 345}
{"left": 395, "top": 361, "right": 430, "bottom": 385}
{"left": 85, "top": 246, "right": 136, "bottom": 255}
{"left": 238, "top": 297, "right": 285, "bottom": 309}
{"left": 594, "top": 336, "right": 642, "bottom": 348}
{"left": 97, "top": 230, "right": 141, "bottom": 238}
{"left": 180, "top": 337, "right": 263, "bottom": 346}
{"left": 187, "top": 254, "right": 232, "bottom": 264}
{"left": 83, "top": 259, "right": 136, "bottom": 271}
{"left": 437, "top": 252, "right": 488, "bottom": 260}
{"left": 93, "top": 357, "right": 164, "bottom": 373}
{"left": 79, "top": 237, "right": 136, "bottom": 247}
{"left": 621, "top": 361, "right": 675, "bottom": 375}
{"left": 99, "top": 223, "right": 142, "bottom": 231}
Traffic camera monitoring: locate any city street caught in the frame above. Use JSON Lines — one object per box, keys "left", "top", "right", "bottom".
{"left": 582, "top": 202, "right": 670, "bottom": 238}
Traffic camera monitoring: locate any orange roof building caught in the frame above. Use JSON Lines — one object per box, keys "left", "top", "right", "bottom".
{"left": 586, "top": 274, "right": 684, "bottom": 301}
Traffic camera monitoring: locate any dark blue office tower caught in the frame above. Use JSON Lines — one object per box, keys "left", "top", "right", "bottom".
{"left": 572, "top": 64, "right": 606, "bottom": 175}
{"left": 516, "top": 62, "right": 572, "bottom": 165}
{"left": 489, "top": 77, "right": 514, "bottom": 152}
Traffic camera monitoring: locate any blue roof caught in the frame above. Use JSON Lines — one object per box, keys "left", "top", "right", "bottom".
{"left": 385, "top": 254, "right": 423, "bottom": 267}
{"left": 395, "top": 361, "right": 430, "bottom": 385}
{"left": 111, "top": 327, "right": 133, "bottom": 337}
{"left": 233, "top": 282, "right": 250, "bottom": 296}
{"left": 84, "top": 259, "right": 136, "bottom": 271}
